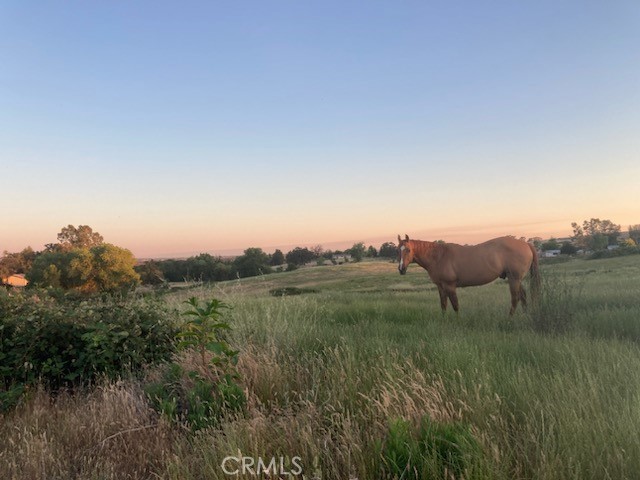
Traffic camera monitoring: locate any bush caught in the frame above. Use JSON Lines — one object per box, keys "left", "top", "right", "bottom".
{"left": 0, "top": 291, "right": 178, "bottom": 409}
{"left": 589, "top": 246, "right": 640, "bottom": 259}
{"left": 144, "top": 360, "right": 245, "bottom": 429}
{"left": 143, "top": 297, "right": 245, "bottom": 429}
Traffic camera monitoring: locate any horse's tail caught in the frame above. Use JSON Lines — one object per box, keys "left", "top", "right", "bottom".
{"left": 528, "top": 243, "right": 541, "bottom": 302}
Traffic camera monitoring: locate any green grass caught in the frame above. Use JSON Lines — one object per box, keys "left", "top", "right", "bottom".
{"left": 3, "top": 255, "right": 640, "bottom": 479}
{"left": 164, "top": 256, "right": 640, "bottom": 479}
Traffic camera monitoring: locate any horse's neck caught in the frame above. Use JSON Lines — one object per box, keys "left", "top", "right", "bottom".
{"left": 412, "top": 241, "right": 442, "bottom": 270}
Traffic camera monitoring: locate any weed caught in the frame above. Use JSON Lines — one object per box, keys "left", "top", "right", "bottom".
{"left": 526, "top": 274, "right": 583, "bottom": 333}
{"left": 144, "top": 297, "right": 245, "bottom": 429}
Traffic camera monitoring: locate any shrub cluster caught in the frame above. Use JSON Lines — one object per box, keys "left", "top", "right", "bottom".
{"left": 589, "top": 245, "right": 640, "bottom": 259}
{"left": 0, "top": 290, "right": 178, "bottom": 410}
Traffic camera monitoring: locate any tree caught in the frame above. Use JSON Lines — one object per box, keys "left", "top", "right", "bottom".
{"left": 86, "top": 244, "right": 140, "bottom": 292}
{"left": 157, "top": 259, "right": 186, "bottom": 282}
{"left": 234, "top": 248, "right": 272, "bottom": 278}
{"left": 347, "top": 242, "right": 366, "bottom": 262}
{"left": 285, "top": 247, "right": 315, "bottom": 267}
{"left": 28, "top": 249, "right": 81, "bottom": 289}
{"left": 379, "top": 242, "right": 397, "bottom": 259}
{"left": 587, "top": 234, "right": 608, "bottom": 252}
{"left": 270, "top": 249, "right": 285, "bottom": 266}
{"left": 155, "top": 256, "right": 234, "bottom": 283}
{"left": 572, "top": 218, "right": 621, "bottom": 250}
{"left": 0, "top": 262, "right": 9, "bottom": 280}
{"left": 560, "top": 241, "right": 577, "bottom": 255}
{"left": 57, "top": 224, "right": 104, "bottom": 249}
{"left": 527, "top": 237, "right": 543, "bottom": 249}
{"left": 136, "top": 260, "right": 165, "bottom": 285}
{"left": 188, "top": 253, "right": 218, "bottom": 281}
{"left": 0, "top": 247, "right": 36, "bottom": 278}
{"left": 629, "top": 225, "right": 640, "bottom": 245}
{"left": 28, "top": 244, "right": 140, "bottom": 293}
{"left": 366, "top": 245, "right": 378, "bottom": 258}
{"left": 541, "top": 238, "right": 560, "bottom": 251}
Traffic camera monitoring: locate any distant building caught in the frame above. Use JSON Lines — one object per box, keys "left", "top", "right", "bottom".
{"left": 543, "top": 250, "right": 561, "bottom": 258}
{"left": 607, "top": 244, "right": 620, "bottom": 250}
{"left": 332, "top": 254, "right": 352, "bottom": 265}
{"left": 2, "top": 274, "right": 28, "bottom": 287}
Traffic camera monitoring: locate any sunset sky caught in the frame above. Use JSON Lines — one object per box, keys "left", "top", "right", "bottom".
{"left": 2, "top": 1, "right": 639, "bottom": 257}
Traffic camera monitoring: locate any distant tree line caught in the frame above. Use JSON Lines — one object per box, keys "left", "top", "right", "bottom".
{"left": 21, "top": 224, "right": 590, "bottom": 291}
{"left": 529, "top": 218, "right": 639, "bottom": 259}
{"left": 7, "top": 219, "right": 639, "bottom": 293}
{"left": 2, "top": 228, "right": 410, "bottom": 292}
{"left": 136, "top": 241, "right": 403, "bottom": 284}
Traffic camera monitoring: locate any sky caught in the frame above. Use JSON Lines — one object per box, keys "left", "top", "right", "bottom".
{"left": 1, "top": 1, "right": 639, "bottom": 257}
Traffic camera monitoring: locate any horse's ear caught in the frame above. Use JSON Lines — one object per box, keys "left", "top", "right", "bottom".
{"left": 397, "top": 234, "right": 402, "bottom": 243}
{"left": 405, "top": 234, "right": 410, "bottom": 241}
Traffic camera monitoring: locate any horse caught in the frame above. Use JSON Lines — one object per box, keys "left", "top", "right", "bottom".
{"left": 397, "top": 234, "right": 540, "bottom": 315}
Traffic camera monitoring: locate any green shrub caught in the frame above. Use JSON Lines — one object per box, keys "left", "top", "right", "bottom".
{"left": 589, "top": 246, "right": 640, "bottom": 259}
{"left": 0, "top": 291, "right": 178, "bottom": 404}
{"left": 144, "top": 362, "right": 245, "bottom": 429}
{"left": 144, "top": 297, "right": 245, "bottom": 429}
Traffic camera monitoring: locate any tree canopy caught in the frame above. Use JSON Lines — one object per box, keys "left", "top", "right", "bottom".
{"left": 379, "top": 242, "right": 397, "bottom": 259}
{"left": 629, "top": 225, "right": 640, "bottom": 245}
{"left": 0, "top": 247, "right": 36, "bottom": 279}
{"left": 270, "top": 249, "right": 285, "bottom": 266}
{"left": 541, "top": 238, "right": 560, "bottom": 251}
{"left": 25, "top": 225, "right": 139, "bottom": 293}
{"left": 560, "top": 241, "right": 578, "bottom": 255}
{"left": 28, "top": 244, "right": 140, "bottom": 293}
{"left": 234, "top": 248, "right": 272, "bottom": 278}
{"left": 56, "top": 224, "right": 104, "bottom": 250}
{"left": 345, "top": 243, "right": 366, "bottom": 262}
{"left": 572, "top": 218, "right": 621, "bottom": 250}
{"left": 285, "top": 247, "right": 316, "bottom": 267}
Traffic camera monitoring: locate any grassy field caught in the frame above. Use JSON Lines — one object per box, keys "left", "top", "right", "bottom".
{"left": 3, "top": 255, "right": 640, "bottom": 479}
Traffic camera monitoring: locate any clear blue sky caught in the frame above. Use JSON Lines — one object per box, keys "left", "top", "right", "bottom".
{"left": 2, "top": 1, "right": 639, "bottom": 257}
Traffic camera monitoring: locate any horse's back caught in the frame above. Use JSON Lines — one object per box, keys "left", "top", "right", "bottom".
{"left": 445, "top": 237, "right": 533, "bottom": 286}
{"left": 480, "top": 237, "right": 533, "bottom": 277}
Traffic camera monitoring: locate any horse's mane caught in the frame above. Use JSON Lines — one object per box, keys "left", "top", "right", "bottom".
{"left": 410, "top": 239, "right": 445, "bottom": 264}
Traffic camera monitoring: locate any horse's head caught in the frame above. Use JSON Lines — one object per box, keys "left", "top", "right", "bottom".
{"left": 397, "top": 234, "right": 413, "bottom": 275}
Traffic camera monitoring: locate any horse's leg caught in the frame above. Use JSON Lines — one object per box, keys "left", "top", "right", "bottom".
{"left": 519, "top": 287, "right": 527, "bottom": 310}
{"left": 446, "top": 285, "right": 459, "bottom": 313}
{"left": 437, "top": 284, "right": 448, "bottom": 313}
{"left": 508, "top": 278, "right": 522, "bottom": 315}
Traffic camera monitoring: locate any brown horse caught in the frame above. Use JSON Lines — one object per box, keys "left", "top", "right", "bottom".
{"left": 397, "top": 234, "right": 540, "bottom": 315}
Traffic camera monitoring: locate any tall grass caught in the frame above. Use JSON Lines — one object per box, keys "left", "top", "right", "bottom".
{"left": 2, "top": 256, "right": 640, "bottom": 479}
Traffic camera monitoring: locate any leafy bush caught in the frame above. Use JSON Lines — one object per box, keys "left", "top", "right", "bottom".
{"left": 0, "top": 291, "right": 178, "bottom": 409}
{"left": 380, "top": 417, "right": 484, "bottom": 479}
{"left": 144, "top": 297, "right": 245, "bottom": 429}
{"left": 144, "top": 360, "right": 245, "bottom": 429}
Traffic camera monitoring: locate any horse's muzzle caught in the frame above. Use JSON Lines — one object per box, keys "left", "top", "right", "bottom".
{"left": 398, "top": 267, "right": 407, "bottom": 275}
